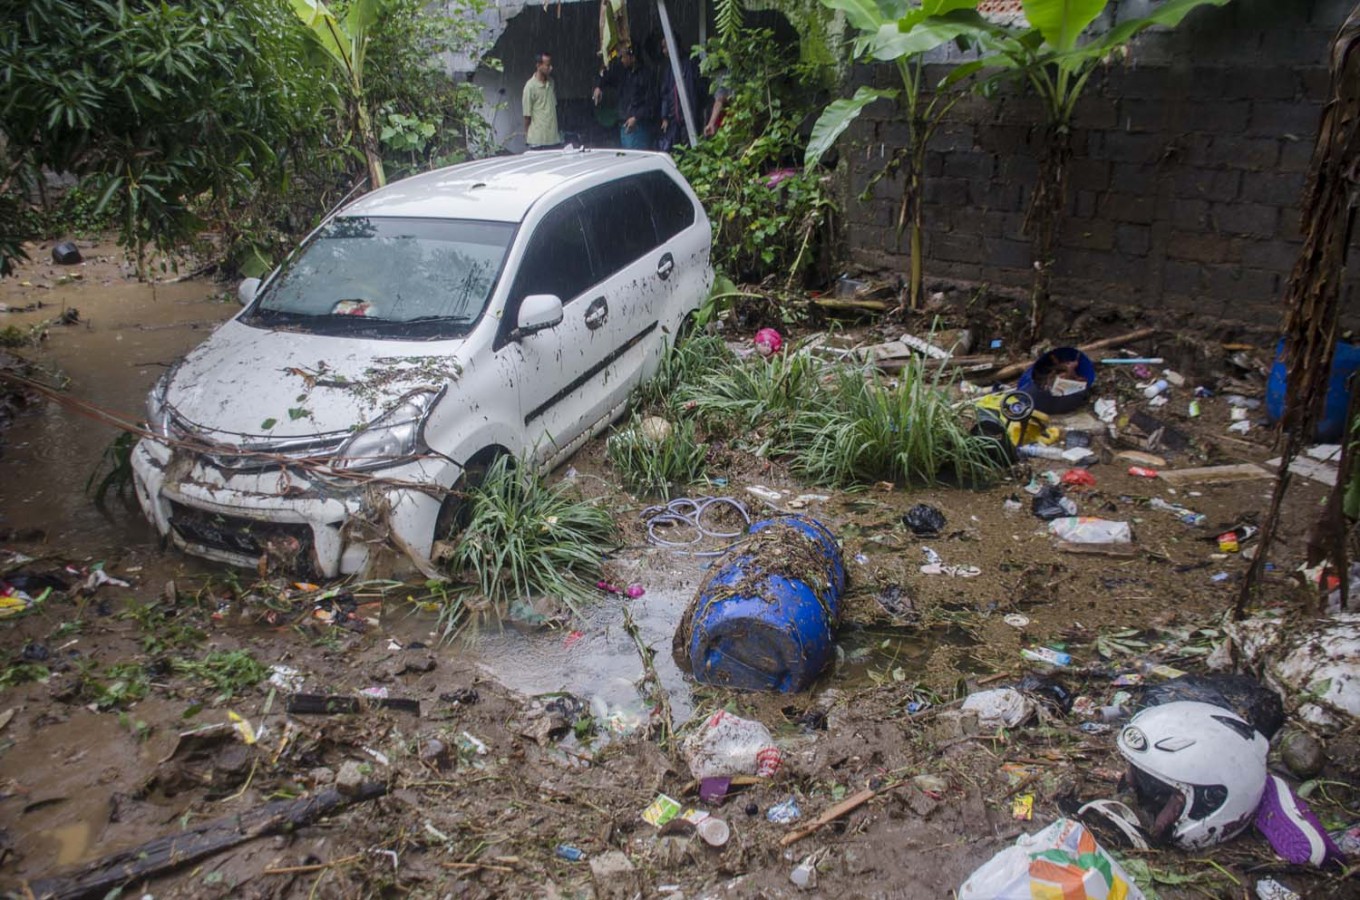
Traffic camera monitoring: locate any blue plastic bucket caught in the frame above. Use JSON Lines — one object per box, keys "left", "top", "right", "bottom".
{"left": 1017, "top": 347, "right": 1097, "bottom": 415}
{"left": 682, "top": 515, "right": 845, "bottom": 693}
{"left": 1266, "top": 339, "right": 1360, "bottom": 442}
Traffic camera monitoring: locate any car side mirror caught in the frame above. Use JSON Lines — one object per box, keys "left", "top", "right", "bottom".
{"left": 238, "top": 277, "right": 261, "bottom": 306}
{"left": 514, "top": 294, "right": 564, "bottom": 338}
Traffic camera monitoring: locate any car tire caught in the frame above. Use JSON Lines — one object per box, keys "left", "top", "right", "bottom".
{"left": 432, "top": 449, "right": 509, "bottom": 543}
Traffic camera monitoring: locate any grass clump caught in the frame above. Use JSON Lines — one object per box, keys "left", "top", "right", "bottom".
{"left": 440, "top": 455, "right": 618, "bottom": 637}
{"left": 784, "top": 357, "right": 1004, "bottom": 488}
{"left": 606, "top": 413, "right": 709, "bottom": 499}
{"left": 678, "top": 340, "right": 821, "bottom": 435}
{"left": 633, "top": 333, "right": 734, "bottom": 416}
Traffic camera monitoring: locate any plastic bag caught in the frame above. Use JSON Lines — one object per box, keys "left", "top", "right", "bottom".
{"left": 1048, "top": 517, "right": 1132, "bottom": 544}
{"left": 682, "top": 710, "right": 782, "bottom": 780}
{"left": 961, "top": 688, "right": 1035, "bottom": 728}
{"left": 959, "top": 818, "right": 1145, "bottom": 900}
{"left": 1138, "top": 673, "right": 1284, "bottom": 738}
{"left": 903, "top": 504, "right": 947, "bottom": 536}
{"left": 1032, "top": 486, "right": 1078, "bottom": 520}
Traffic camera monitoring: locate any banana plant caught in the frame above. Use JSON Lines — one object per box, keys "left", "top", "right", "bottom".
{"left": 807, "top": 0, "right": 989, "bottom": 313}
{"left": 977, "top": 0, "right": 1235, "bottom": 341}
{"left": 290, "top": 0, "right": 390, "bottom": 189}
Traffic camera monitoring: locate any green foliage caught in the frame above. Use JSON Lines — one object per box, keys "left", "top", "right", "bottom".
{"left": 87, "top": 431, "right": 136, "bottom": 509}
{"left": 0, "top": 0, "right": 318, "bottom": 277}
{"left": 440, "top": 456, "right": 619, "bottom": 635}
{"left": 675, "top": 30, "right": 836, "bottom": 285}
{"left": 679, "top": 341, "right": 823, "bottom": 434}
{"left": 632, "top": 333, "right": 735, "bottom": 415}
{"left": 782, "top": 356, "right": 1003, "bottom": 487}
{"left": 172, "top": 650, "right": 268, "bottom": 699}
{"left": 606, "top": 414, "right": 709, "bottom": 499}
{"left": 0, "top": 663, "right": 50, "bottom": 689}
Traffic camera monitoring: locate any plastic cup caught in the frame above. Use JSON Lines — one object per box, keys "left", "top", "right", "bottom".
{"left": 697, "top": 816, "right": 730, "bottom": 847}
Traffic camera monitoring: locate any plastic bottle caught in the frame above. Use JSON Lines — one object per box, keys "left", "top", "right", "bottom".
{"left": 1021, "top": 646, "right": 1072, "bottom": 667}
{"left": 1142, "top": 379, "right": 1170, "bottom": 398}
{"left": 1017, "top": 444, "right": 1066, "bottom": 461}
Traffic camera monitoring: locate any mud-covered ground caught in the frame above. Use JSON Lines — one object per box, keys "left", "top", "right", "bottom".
{"left": 0, "top": 244, "right": 1356, "bottom": 899}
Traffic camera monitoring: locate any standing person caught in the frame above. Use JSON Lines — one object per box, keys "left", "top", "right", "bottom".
{"left": 592, "top": 42, "right": 656, "bottom": 149}
{"left": 657, "top": 37, "right": 703, "bottom": 152}
{"left": 522, "top": 52, "right": 561, "bottom": 150}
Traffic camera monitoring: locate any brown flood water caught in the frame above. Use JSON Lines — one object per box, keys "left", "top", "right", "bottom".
{"left": 0, "top": 243, "right": 237, "bottom": 555}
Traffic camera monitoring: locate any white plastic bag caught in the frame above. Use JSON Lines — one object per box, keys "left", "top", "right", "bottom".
{"left": 1048, "top": 517, "right": 1132, "bottom": 544}
{"left": 682, "top": 710, "right": 782, "bottom": 780}
{"left": 959, "top": 819, "right": 1145, "bottom": 900}
{"left": 961, "top": 688, "right": 1034, "bottom": 728}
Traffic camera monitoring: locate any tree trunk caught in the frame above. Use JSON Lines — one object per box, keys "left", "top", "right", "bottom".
{"left": 1025, "top": 126, "right": 1071, "bottom": 345}
{"left": 355, "top": 100, "right": 386, "bottom": 190}
{"left": 1237, "top": 5, "right": 1360, "bottom": 618}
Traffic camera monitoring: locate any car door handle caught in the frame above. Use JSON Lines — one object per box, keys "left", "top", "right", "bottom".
{"left": 584, "top": 296, "right": 608, "bottom": 330}
{"left": 657, "top": 252, "right": 675, "bottom": 281}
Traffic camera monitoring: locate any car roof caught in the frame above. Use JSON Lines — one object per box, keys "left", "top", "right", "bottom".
{"left": 340, "top": 149, "right": 671, "bottom": 223}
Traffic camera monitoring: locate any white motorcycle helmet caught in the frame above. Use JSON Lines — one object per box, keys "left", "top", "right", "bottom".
{"left": 1116, "top": 700, "right": 1268, "bottom": 849}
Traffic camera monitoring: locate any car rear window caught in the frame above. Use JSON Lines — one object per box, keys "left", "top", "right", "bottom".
{"left": 639, "top": 170, "right": 695, "bottom": 242}
{"left": 580, "top": 178, "right": 660, "bottom": 280}
{"left": 247, "top": 216, "right": 515, "bottom": 338}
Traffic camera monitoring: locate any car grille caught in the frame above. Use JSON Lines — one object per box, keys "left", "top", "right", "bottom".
{"left": 168, "top": 501, "right": 317, "bottom": 575}
{"left": 169, "top": 414, "right": 347, "bottom": 473}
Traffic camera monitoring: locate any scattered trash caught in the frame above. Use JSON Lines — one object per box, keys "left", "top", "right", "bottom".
{"left": 286, "top": 693, "right": 421, "bottom": 715}
{"left": 1255, "top": 878, "right": 1301, "bottom": 900}
{"left": 753, "top": 327, "right": 783, "bottom": 358}
{"left": 1255, "top": 773, "right": 1343, "bottom": 867}
{"left": 1031, "top": 485, "right": 1078, "bottom": 520}
{"left": 1127, "top": 466, "right": 1158, "bottom": 478}
{"left": 1225, "top": 611, "right": 1360, "bottom": 731}
{"left": 699, "top": 776, "right": 732, "bottom": 805}
{"left": 267, "top": 665, "right": 304, "bottom": 693}
{"left": 555, "top": 844, "right": 587, "bottom": 862}
{"left": 1138, "top": 673, "right": 1284, "bottom": 738}
{"left": 902, "top": 503, "right": 947, "bottom": 536}
{"left": 874, "top": 583, "right": 916, "bottom": 621}
{"left": 767, "top": 796, "right": 801, "bottom": 824}
{"left": 1060, "top": 468, "right": 1096, "bottom": 488}
{"left": 679, "top": 516, "right": 845, "bottom": 692}
{"left": 1118, "top": 701, "right": 1266, "bottom": 848}
{"left": 1018, "top": 347, "right": 1096, "bottom": 414}
{"left": 1149, "top": 497, "right": 1207, "bottom": 526}
{"left": 682, "top": 710, "right": 782, "bottom": 780}
{"left": 745, "top": 485, "right": 782, "bottom": 503}
{"left": 1011, "top": 793, "right": 1034, "bottom": 820}
{"left": 789, "top": 856, "right": 817, "bottom": 890}
{"left": 1047, "top": 517, "right": 1132, "bottom": 544}
{"left": 1003, "top": 614, "right": 1030, "bottom": 629}
{"left": 959, "top": 819, "right": 1145, "bottom": 900}
{"left": 1094, "top": 397, "right": 1118, "bottom": 423}
{"left": 642, "top": 793, "right": 683, "bottom": 827}
{"left": 961, "top": 688, "right": 1035, "bottom": 729}
{"left": 1141, "top": 378, "right": 1170, "bottom": 398}
{"left": 52, "top": 241, "right": 82, "bottom": 265}
{"left": 1021, "top": 647, "right": 1071, "bottom": 667}
{"left": 696, "top": 816, "right": 730, "bottom": 847}
{"left": 1077, "top": 799, "right": 1150, "bottom": 851}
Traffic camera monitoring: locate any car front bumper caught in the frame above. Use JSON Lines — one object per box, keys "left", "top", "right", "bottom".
{"left": 132, "top": 438, "right": 453, "bottom": 577}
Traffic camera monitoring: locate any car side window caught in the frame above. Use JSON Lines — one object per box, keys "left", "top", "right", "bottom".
{"left": 581, "top": 177, "right": 659, "bottom": 280}
{"left": 510, "top": 198, "right": 595, "bottom": 304}
{"left": 640, "top": 170, "right": 695, "bottom": 243}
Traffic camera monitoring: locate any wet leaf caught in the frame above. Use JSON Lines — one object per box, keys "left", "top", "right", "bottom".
{"left": 260, "top": 417, "right": 276, "bottom": 430}
{"left": 288, "top": 407, "right": 309, "bottom": 420}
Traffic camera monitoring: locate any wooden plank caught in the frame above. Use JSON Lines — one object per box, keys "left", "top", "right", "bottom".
{"left": 1265, "top": 456, "right": 1339, "bottom": 487}
{"left": 1157, "top": 463, "right": 1274, "bottom": 486}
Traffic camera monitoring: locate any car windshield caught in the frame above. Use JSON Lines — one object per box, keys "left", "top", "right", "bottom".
{"left": 245, "top": 216, "right": 515, "bottom": 338}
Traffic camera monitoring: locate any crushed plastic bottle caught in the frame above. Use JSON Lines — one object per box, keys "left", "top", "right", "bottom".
{"left": 1148, "top": 497, "right": 1206, "bottom": 526}
{"left": 682, "top": 710, "right": 782, "bottom": 780}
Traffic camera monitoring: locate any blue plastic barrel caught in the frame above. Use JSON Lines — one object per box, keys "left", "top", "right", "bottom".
{"left": 1266, "top": 339, "right": 1360, "bottom": 442}
{"left": 1017, "top": 347, "right": 1097, "bottom": 414}
{"left": 683, "top": 515, "right": 845, "bottom": 693}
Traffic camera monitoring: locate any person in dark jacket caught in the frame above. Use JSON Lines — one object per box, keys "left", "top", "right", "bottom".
{"left": 657, "top": 36, "right": 704, "bottom": 152}
{"left": 592, "top": 42, "right": 656, "bottom": 149}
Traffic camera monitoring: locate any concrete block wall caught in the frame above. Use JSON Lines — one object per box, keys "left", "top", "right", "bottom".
{"left": 842, "top": 0, "right": 1357, "bottom": 333}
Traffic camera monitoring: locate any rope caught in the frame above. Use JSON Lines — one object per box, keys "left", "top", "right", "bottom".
{"left": 639, "top": 496, "right": 751, "bottom": 556}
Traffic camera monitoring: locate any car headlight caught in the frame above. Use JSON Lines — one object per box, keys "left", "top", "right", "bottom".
{"left": 332, "top": 389, "right": 440, "bottom": 471}
{"left": 146, "top": 370, "right": 173, "bottom": 439}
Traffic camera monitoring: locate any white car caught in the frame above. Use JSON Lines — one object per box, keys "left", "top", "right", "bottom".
{"left": 132, "top": 149, "right": 712, "bottom": 576}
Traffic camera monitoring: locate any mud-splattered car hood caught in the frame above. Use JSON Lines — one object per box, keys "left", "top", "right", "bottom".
{"left": 163, "top": 320, "right": 465, "bottom": 442}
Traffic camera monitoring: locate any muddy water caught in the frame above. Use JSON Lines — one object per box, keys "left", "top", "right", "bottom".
{"left": 0, "top": 244, "right": 237, "bottom": 553}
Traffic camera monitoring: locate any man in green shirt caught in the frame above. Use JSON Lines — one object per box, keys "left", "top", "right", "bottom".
{"left": 522, "top": 52, "right": 561, "bottom": 149}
